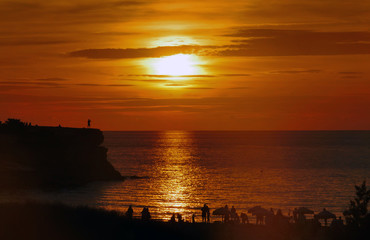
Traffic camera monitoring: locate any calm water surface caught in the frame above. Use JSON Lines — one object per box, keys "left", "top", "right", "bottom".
{"left": 2, "top": 131, "right": 370, "bottom": 222}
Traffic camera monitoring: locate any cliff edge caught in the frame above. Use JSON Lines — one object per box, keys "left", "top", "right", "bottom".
{"left": 0, "top": 119, "right": 123, "bottom": 189}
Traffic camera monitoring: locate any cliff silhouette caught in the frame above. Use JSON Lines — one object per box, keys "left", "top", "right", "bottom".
{"left": 0, "top": 119, "right": 123, "bottom": 189}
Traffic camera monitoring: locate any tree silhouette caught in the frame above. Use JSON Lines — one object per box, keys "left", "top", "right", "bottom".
{"left": 344, "top": 180, "right": 370, "bottom": 228}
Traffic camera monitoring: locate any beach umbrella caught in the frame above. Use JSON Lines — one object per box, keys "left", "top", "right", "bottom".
{"left": 252, "top": 208, "right": 272, "bottom": 217}
{"left": 297, "top": 207, "right": 314, "bottom": 215}
{"left": 343, "top": 210, "right": 351, "bottom": 216}
{"left": 316, "top": 209, "right": 336, "bottom": 219}
{"left": 213, "top": 207, "right": 227, "bottom": 216}
{"left": 248, "top": 206, "right": 271, "bottom": 216}
{"left": 248, "top": 206, "right": 263, "bottom": 214}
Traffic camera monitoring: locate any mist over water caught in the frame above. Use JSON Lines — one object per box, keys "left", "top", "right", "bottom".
{"left": 2, "top": 131, "right": 370, "bottom": 221}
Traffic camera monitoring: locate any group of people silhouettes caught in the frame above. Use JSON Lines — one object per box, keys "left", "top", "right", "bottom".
{"left": 221, "top": 205, "right": 249, "bottom": 224}
{"left": 125, "top": 205, "right": 151, "bottom": 221}
{"left": 170, "top": 213, "right": 184, "bottom": 223}
{"left": 125, "top": 204, "right": 244, "bottom": 224}
{"left": 124, "top": 204, "right": 339, "bottom": 228}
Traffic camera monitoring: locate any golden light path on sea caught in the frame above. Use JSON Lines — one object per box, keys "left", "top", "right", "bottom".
{"left": 153, "top": 131, "right": 201, "bottom": 219}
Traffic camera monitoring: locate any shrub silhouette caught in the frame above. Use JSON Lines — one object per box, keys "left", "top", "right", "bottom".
{"left": 344, "top": 180, "right": 370, "bottom": 228}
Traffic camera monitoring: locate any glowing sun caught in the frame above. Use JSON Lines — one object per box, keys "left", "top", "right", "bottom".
{"left": 151, "top": 54, "right": 201, "bottom": 76}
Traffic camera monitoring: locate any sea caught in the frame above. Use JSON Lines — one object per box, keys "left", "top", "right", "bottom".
{"left": 1, "top": 131, "right": 370, "bottom": 222}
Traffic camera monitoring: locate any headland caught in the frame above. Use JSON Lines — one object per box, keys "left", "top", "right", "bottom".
{"left": 0, "top": 119, "right": 123, "bottom": 190}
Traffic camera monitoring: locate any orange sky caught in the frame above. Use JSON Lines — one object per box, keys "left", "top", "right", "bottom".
{"left": 1, "top": 0, "right": 370, "bottom": 130}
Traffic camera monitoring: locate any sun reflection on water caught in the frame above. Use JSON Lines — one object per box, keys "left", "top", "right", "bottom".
{"left": 152, "top": 131, "right": 203, "bottom": 220}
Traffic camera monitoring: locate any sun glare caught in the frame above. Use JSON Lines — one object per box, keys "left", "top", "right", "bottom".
{"left": 151, "top": 54, "right": 201, "bottom": 76}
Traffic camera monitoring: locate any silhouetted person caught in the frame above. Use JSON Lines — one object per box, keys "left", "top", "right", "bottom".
{"left": 192, "top": 213, "right": 196, "bottom": 223}
{"left": 177, "top": 213, "right": 183, "bottom": 223}
{"left": 224, "top": 205, "right": 230, "bottom": 223}
{"left": 170, "top": 213, "right": 176, "bottom": 223}
{"left": 323, "top": 208, "right": 328, "bottom": 226}
{"left": 330, "top": 216, "right": 344, "bottom": 229}
{"left": 87, "top": 119, "right": 91, "bottom": 128}
{"left": 338, "top": 216, "right": 344, "bottom": 226}
{"left": 201, "top": 204, "right": 209, "bottom": 223}
{"left": 235, "top": 213, "right": 240, "bottom": 224}
{"left": 274, "top": 209, "right": 284, "bottom": 225}
{"left": 256, "top": 213, "right": 265, "bottom": 225}
{"left": 313, "top": 215, "right": 321, "bottom": 227}
{"left": 206, "top": 208, "right": 210, "bottom": 223}
{"left": 241, "top": 213, "right": 249, "bottom": 224}
{"left": 293, "top": 208, "right": 298, "bottom": 223}
{"left": 298, "top": 212, "right": 306, "bottom": 224}
{"left": 141, "top": 207, "right": 151, "bottom": 221}
{"left": 141, "top": 207, "right": 146, "bottom": 220}
{"left": 231, "top": 206, "right": 237, "bottom": 221}
{"left": 276, "top": 209, "right": 283, "bottom": 217}
{"left": 125, "top": 205, "right": 133, "bottom": 219}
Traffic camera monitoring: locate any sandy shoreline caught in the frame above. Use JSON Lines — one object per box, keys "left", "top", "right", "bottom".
{"left": 0, "top": 201, "right": 368, "bottom": 240}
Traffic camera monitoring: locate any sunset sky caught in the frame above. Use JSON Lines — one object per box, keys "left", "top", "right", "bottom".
{"left": 1, "top": 0, "right": 370, "bottom": 130}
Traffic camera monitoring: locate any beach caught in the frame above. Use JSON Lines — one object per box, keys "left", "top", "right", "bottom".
{"left": 1, "top": 201, "right": 368, "bottom": 240}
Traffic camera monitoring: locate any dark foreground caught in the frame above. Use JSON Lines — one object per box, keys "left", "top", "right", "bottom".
{"left": 0, "top": 202, "right": 369, "bottom": 240}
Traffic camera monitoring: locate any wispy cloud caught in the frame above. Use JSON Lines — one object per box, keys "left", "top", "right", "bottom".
{"left": 0, "top": 79, "right": 134, "bottom": 90}
{"left": 36, "top": 78, "right": 70, "bottom": 81}
{"left": 69, "top": 29, "right": 370, "bottom": 59}
{"left": 269, "top": 69, "right": 321, "bottom": 74}
{"left": 338, "top": 71, "right": 362, "bottom": 75}
{"left": 68, "top": 45, "right": 207, "bottom": 59}
{"left": 0, "top": 37, "right": 74, "bottom": 46}
{"left": 126, "top": 74, "right": 217, "bottom": 78}
{"left": 219, "top": 29, "right": 370, "bottom": 57}
{"left": 74, "top": 83, "right": 133, "bottom": 87}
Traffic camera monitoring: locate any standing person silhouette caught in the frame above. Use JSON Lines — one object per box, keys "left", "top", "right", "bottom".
{"left": 170, "top": 213, "right": 176, "bottom": 223}
{"left": 87, "top": 119, "right": 91, "bottom": 128}
{"left": 231, "top": 206, "right": 237, "bottom": 221}
{"left": 224, "top": 205, "right": 230, "bottom": 223}
{"left": 141, "top": 207, "right": 151, "bottom": 221}
{"left": 206, "top": 207, "right": 210, "bottom": 223}
{"left": 125, "top": 205, "right": 133, "bottom": 219}
{"left": 201, "top": 204, "right": 210, "bottom": 223}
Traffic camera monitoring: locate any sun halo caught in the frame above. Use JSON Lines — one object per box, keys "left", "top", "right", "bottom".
{"left": 151, "top": 54, "right": 202, "bottom": 76}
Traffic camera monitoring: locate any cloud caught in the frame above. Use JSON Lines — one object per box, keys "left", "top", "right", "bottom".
{"left": 124, "top": 79, "right": 169, "bottom": 83}
{"left": 341, "top": 75, "right": 362, "bottom": 79}
{"left": 0, "top": 81, "right": 63, "bottom": 87}
{"left": 0, "top": 79, "right": 133, "bottom": 90}
{"left": 337, "top": 71, "right": 363, "bottom": 79}
{"left": 127, "top": 74, "right": 217, "bottom": 78}
{"left": 69, "top": 45, "right": 206, "bottom": 59}
{"left": 269, "top": 69, "right": 321, "bottom": 74}
{"left": 219, "top": 74, "right": 251, "bottom": 77}
{"left": 74, "top": 83, "right": 133, "bottom": 87}
{"left": 228, "top": 87, "right": 250, "bottom": 89}
{"left": 219, "top": 29, "right": 370, "bottom": 56}
{"left": 0, "top": 37, "right": 74, "bottom": 46}
{"left": 338, "top": 71, "right": 362, "bottom": 75}
{"left": 185, "top": 87, "right": 214, "bottom": 90}
{"left": 2, "top": 94, "right": 370, "bottom": 124}
{"left": 69, "top": 29, "right": 370, "bottom": 60}
{"left": 36, "top": 78, "right": 69, "bottom": 81}
{"left": 164, "top": 83, "right": 188, "bottom": 87}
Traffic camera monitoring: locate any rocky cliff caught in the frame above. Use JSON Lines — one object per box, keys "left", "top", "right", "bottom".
{"left": 0, "top": 119, "right": 123, "bottom": 189}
